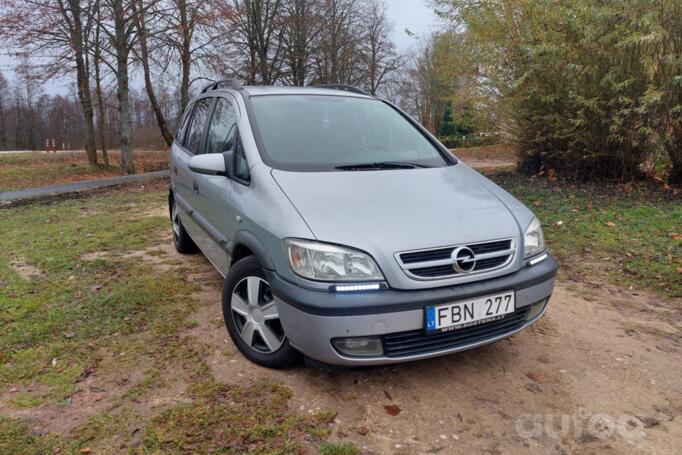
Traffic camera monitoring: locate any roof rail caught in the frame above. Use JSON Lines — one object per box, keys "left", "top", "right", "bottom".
{"left": 201, "top": 78, "right": 244, "bottom": 93}
{"left": 313, "top": 84, "right": 368, "bottom": 95}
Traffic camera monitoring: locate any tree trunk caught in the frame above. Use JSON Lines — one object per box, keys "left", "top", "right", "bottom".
{"left": 134, "top": 0, "right": 174, "bottom": 147}
{"left": 179, "top": 0, "right": 191, "bottom": 111}
{"left": 65, "top": 0, "right": 98, "bottom": 165}
{"left": 93, "top": 7, "right": 109, "bottom": 166}
{"left": 112, "top": 0, "right": 135, "bottom": 174}
{"left": 0, "top": 100, "right": 5, "bottom": 149}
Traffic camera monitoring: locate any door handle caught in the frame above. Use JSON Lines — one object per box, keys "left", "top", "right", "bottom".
{"left": 193, "top": 182, "right": 199, "bottom": 194}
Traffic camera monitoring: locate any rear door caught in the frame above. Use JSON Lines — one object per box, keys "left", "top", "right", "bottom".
{"left": 170, "top": 101, "right": 195, "bottom": 206}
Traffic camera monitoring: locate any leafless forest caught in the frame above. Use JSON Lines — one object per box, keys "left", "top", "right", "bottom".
{"left": 0, "top": 0, "right": 440, "bottom": 174}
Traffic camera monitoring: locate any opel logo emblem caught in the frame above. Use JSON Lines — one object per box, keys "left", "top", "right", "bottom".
{"left": 451, "top": 246, "right": 476, "bottom": 273}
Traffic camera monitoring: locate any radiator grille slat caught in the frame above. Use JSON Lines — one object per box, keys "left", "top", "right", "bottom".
{"left": 397, "top": 239, "right": 515, "bottom": 279}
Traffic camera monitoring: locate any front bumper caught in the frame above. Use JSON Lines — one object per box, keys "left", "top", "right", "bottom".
{"left": 266, "top": 255, "right": 558, "bottom": 366}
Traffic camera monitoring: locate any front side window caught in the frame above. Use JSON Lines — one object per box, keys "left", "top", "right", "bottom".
{"left": 234, "top": 135, "right": 250, "bottom": 182}
{"left": 205, "top": 97, "right": 238, "bottom": 155}
{"left": 184, "top": 98, "right": 212, "bottom": 154}
{"left": 250, "top": 95, "right": 449, "bottom": 171}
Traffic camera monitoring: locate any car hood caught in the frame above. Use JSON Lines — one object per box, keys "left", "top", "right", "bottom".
{"left": 271, "top": 164, "right": 523, "bottom": 257}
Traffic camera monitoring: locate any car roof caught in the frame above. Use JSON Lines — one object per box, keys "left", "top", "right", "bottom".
{"left": 218, "top": 85, "right": 374, "bottom": 99}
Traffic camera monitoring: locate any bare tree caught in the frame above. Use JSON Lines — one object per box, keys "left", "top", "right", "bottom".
{"left": 98, "top": 0, "right": 138, "bottom": 174}
{"left": 313, "top": 0, "right": 362, "bottom": 85}
{"left": 360, "top": 0, "right": 401, "bottom": 95}
{"left": 2, "top": 0, "right": 99, "bottom": 163}
{"left": 132, "top": 0, "right": 174, "bottom": 147}
{"left": 280, "top": 0, "right": 324, "bottom": 85}
{"left": 223, "top": 0, "right": 286, "bottom": 84}
{"left": 400, "top": 37, "right": 446, "bottom": 133}
{"left": 91, "top": 1, "right": 110, "bottom": 164}
{"left": 164, "top": 0, "right": 216, "bottom": 111}
{"left": 59, "top": 0, "right": 99, "bottom": 164}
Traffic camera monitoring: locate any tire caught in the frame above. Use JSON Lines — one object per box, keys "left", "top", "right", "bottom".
{"left": 170, "top": 198, "right": 198, "bottom": 254}
{"left": 222, "top": 256, "right": 301, "bottom": 368}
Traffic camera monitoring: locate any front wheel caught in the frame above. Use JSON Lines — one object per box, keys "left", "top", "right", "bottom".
{"left": 221, "top": 256, "right": 301, "bottom": 368}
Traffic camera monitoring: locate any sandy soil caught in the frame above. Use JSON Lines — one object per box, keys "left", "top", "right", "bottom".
{"left": 4, "top": 205, "right": 680, "bottom": 454}
{"left": 157, "top": 230, "right": 680, "bottom": 455}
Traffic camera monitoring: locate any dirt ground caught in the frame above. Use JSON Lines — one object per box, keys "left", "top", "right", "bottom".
{"left": 133, "top": 232, "right": 680, "bottom": 453}
{"left": 2, "top": 190, "right": 679, "bottom": 454}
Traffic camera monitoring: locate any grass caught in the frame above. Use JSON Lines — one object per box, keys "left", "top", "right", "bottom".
{"left": 0, "top": 183, "right": 338, "bottom": 453}
{"left": 488, "top": 172, "right": 682, "bottom": 298}
{"left": 0, "top": 171, "right": 678, "bottom": 451}
{"left": 319, "top": 442, "right": 359, "bottom": 455}
{"left": 0, "top": 150, "right": 169, "bottom": 192}
{"left": 142, "top": 379, "right": 322, "bottom": 454}
{"left": 0, "top": 184, "right": 195, "bottom": 400}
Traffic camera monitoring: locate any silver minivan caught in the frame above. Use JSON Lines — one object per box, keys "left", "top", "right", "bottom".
{"left": 169, "top": 80, "right": 558, "bottom": 368}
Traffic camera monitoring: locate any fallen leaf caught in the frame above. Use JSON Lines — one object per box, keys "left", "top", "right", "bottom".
{"left": 636, "top": 416, "right": 660, "bottom": 428}
{"left": 383, "top": 404, "right": 401, "bottom": 416}
{"left": 526, "top": 372, "right": 549, "bottom": 384}
{"left": 580, "top": 433, "right": 599, "bottom": 443}
{"left": 605, "top": 221, "right": 617, "bottom": 227}
{"left": 91, "top": 284, "right": 103, "bottom": 292}
{"left": 525, "top": 383, "right": 542, "bottom": 393}
{"left": 65, "top": 332, "right": 75, "bottom": 339}
{"left": 78, "top": 392, "right": 107, "bottom": 404}
{"left": 677, "top": 268, "right": 682, "bottom": 275}
{"left": 79, "top": 448, "right": 91, "bottom": 454}
{"left": 671, "top": 233, "right": 681, "bottom": 240}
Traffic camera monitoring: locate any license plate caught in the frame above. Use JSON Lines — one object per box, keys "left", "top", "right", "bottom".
{"left": 425, "top": 291, "right": 515, "bottom": 334}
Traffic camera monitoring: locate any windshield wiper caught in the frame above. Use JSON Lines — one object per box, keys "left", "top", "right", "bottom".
{"left": 334, "top": 161, "right": 430, "bottom": 171}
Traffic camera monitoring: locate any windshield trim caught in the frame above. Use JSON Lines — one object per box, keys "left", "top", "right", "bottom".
{"left": 241, "top": 93, "right": 458, "bottom": 172}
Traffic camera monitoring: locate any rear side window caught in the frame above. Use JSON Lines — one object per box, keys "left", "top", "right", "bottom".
{"left": 175, "top": 104, "right": 193, "bottom": 144}
{"left": 184, "top": 98, "right": 212, "bottom": 154}
{"left": 205, "top": 98, "right": 237, "bottom": 155}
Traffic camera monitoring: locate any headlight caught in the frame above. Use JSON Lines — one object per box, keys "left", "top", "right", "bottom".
{"left": 524, "top": 217, "right": 546, "bottom": 258}
{"left": 284, "top": 239, "right": 384, "bottom": 282}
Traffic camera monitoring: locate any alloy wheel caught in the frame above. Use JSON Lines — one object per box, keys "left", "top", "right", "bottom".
{"left": 231, "top": 276, "right": 285, "bottom": 353}
{"left": 171, "top": 203, "right": 180, "bottom": 241}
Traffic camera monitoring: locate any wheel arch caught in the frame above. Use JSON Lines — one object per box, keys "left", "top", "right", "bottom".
{"left": 230, "top": 230, "right": 275, "bottom": 271}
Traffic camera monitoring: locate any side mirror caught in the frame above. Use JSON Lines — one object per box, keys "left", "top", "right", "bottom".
{"left": 188, "top": 153, "right": 227, "bottom": 176}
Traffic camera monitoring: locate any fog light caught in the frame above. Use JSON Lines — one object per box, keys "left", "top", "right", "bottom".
{"left": 332, "top": 337, "right": 383, "bottom": 357}
{"left": 526, "top": 299, "right": 548, "bottom": 321}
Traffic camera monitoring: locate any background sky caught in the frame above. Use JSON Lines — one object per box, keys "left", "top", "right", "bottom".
{"left": 0, "top": 0, "right": 437, "bottom": 95}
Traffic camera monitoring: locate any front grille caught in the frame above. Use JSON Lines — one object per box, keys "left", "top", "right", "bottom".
{"left": 382, "top": 306, "right": 530, "bottom": 357}
{"left": 396, "top": 239, "right": 515, "bottom": 279}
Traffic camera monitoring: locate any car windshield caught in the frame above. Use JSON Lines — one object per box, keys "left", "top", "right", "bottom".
{"left": 250, "top": 95, "right": 449, "bottom": 171}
